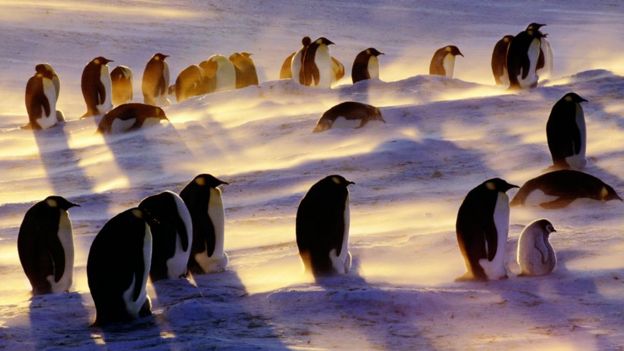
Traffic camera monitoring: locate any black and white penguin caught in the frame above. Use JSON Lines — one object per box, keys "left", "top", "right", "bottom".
{"left": 142, "top": 53, "right": 170, "bottom": 106}
{"left": 510, "top": 170, "right": 622, "bottom": 209}
{"left": 199, "top": 55, "right": 236, "bottom": 93}
{"left": 174, "top": 65, "right": 205, "bottom": 102}
{"left": 97, "top": 103, "right": 168, "bottom": 134}
{"left": 179, "top": 174, "right": 229, "bottom": 274}
{"left": 456, "top": 178, "right": 518, "bottom": 281}
{"left": 517, "top": 219, "right": 557, "bottom": 276}
{"left": 35, "top": 64, "right": 60, "bottom": 101}
{"left": 110, "top": 65, "right": 133, "bottom": 106}
{"left": 429, "top": 45, "right": 463, "bottom": 78}
{"left": 25, "top": 65, "right": 59, "bottom": 129}
{"left": 81, "top": 56, "right": 113, "bottom": 117}
{"left": 139, "top": 191, "right": 193, "bottom": 281}
{"left": 87, "top": 208, "right": 153, "bottom": 325}
{"left": 300, "top": 37, "right": 335, "bottom": 88}
{"left": 491, "top": 35, "right": 514, "bottom": 86}
{"left": 546, "top": 92, "right": 588, "bottom": 169}
{"left": 286, "top": 36, "right": 312, "bottom": 81}
{"left": 229, "top": 52, "right": 259, "bottom": 89}
{"left": 507, "top": 23, "right": 547, "bottom": 89}
{"left": 296, "top": 175, "right": 354, "bottom": 276}
{"left": 17, "top": 196, "right": 79, "bottom": 295}
{"left": 313, "top": 101, "right": 385, "bottom": 132}
{"left": 351, "top": 48, "right": 384, "bottom": 84}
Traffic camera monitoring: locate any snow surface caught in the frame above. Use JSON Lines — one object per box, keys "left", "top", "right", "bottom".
{"left": 0, "top": 1, "right": 623, "bottom": 350}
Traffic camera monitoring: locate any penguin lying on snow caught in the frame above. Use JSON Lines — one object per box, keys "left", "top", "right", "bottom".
{"left": 18, "top": 196, "right": 79, "bottom": 295}
{"left": 313, "top": 101, "right": 385, "bottom": 132}
{"left": 517, "top": 219, "right": 558, "bottom": 276}
{"left": 81, "top": 56, "right": 113, "bottom": 117}
{"left": 110, "top": 65, "right": 133, "bottom": 106}
{"left": 546, "top": 92, "right": 588, "bottom": 169}
{"left": 456, "top": 178, "right": 518, "bottom": 281}
{"left": 97, "top": 103, "right": 168, "bottom": 134}
{"left": 25, "top": 64, "right": 62, "bottom": 130}
{"left": 429, "top": 45, "right": 463, "bottom": 78}
{"left": 352, "top": 48, "right": 384, "bottom": 84}
{"left": 510, "top": 170, "right": 622, "bottom": 209}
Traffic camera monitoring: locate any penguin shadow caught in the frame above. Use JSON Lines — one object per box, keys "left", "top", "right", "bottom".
{"left": 172, "top": 112, "right": 242, "bottom": 158}
{"left": 28, "top": 292, "right": 102, "bottom": 350}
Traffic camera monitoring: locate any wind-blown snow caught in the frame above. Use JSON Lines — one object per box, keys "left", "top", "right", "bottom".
{"left": 0, "top": 1, "right": 623, "bottom": 350}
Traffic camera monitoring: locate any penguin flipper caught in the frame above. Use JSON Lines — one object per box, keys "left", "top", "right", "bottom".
{"left": 97, "top": 80, "right": 106, "bottom": 106}
{"left": 484, "top": 217, "right": 498, "bottom": 262}
{"left": 521, "top": 54, "right": 530, "bottom": 79}
{"left": 540, "top": 197, "right": 574, "bottom": 209}
{"left": 47, "top": 229, "right": 66, "bottom": 282}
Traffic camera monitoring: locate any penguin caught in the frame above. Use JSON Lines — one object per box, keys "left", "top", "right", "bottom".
{"left": 229, "top": 52, "right": 259, "bottom": 89}
{"left": 110, "top": 65, "right": 133, "bottom": 106}
{"left": 313, "top": 101, "right": 385, "bottom": 132}
{"left": 200, "top": 55, "right": 236, "bottom": 93}
{"left": 429, "top": 45, "right": 463, "bottom": 78}
{"left": 25, "top": 65, "right": 59, "bottom": 130}
{"left": 35, "top": 64, "right": 60, "bottom": 101}
{"left": 456, "top": 178, "right": 519, "bottom": 281}
{"left": 507, "top": 23, "right": 547, "bottom": 89}
{"left": 139, "top": 191, "right": 193, "bottom": 281}
{"left": 179, "top": 174, "right": 230, "bottom": 274}
{"left": 296, "top": 175, "right": 354, "bottom": 276}
{"left": 97, "top": 103, "right": 168, "bottom": 134}
{"left": 174, "top": 65, "right": 206, "bottom": 103}
{"left": 510, "top": 170, "right": 622, "bottom": 209}
{"left": 87, "top": 208, "right": 153, "bottom": 325}
{"left": 142, "top": 53, "right": 170, "bottom": 106}
{"left": 331, "top": 56, "right": 345, "bottom": 84}
{"left": 351, "top": 48, "right": 384, "bottom": 84}
{"left": 491, "top": 35, "right": 514, "bottom": 86}
{"left": 300, "top": 37, "right": 335, "bottom": 88}
{"left": 517, "top": 219, "right": 558, "bottom": 276}
{"left": 17, "top": 196, "right": 79, "bottom": 295}
{"left": 546, "top": 92, "right": 588, "bottom": 169}
{"left": 81, "top": 56, "right": 113, "bottom": 117}
{"left": 287, "top": 36, "right": 312, "bottom": 81}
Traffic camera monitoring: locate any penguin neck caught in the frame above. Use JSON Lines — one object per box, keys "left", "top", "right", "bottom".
{"left": 442, "top": 54, "right": 455, "bottom": 78}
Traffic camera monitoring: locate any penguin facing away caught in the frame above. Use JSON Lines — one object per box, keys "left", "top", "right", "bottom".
{"left": 510, "top": 170, "right": 622, "bottom": 209}
{"left": 313, "top": 101, "right": 385, "bottom": 132}
{"left": 229, "top": 52, "right": 259, "bottom": 89}
{"left": 18, "top": 196, "right": 79, "bottom": 295}
{"left": 352, "top": 48, "right": 384, "bottom": 84}
{"left": 81, "top": 56, "right": 114, "bottom": 117}
{"left": 300, "top": 37, "right": 335, "bottom": 88}
{"left": 139, "top": 191, "right": 193, "bottom": 281}
{"left": 429, "top": 45, "right": 463, "bottom": 78}
{"left": 110, "top": 65, "right": 133, "bottom": 106}
{"left": 491, "top": 35, "right": 514, "bottom": 86}
{"left": 87, "top": 208, "right": 153, "bottom": 325}
{"left": 203, "top": 54, "right": 236, "bottom": 93}
{"left": 142, "top": 53, "right": 170, "bottom": 106}
{"left": 296, "top": 175, "right": 354, "bottom": 276}
{"left": 25, "top": 65, "right": 58, "bottom": 130}
{"left": 507, "top": 23, "right": 547, "bottom": 89}
{"left": 175, "top": 65, "right": 206, "bottom": 103}
{"left": 179, "top": 174, "right": 230, "bottom": 274}
{"left": 97, "top": 103, "right": 168, "bottom": 134}
{"left": 456, "top": 178, "right": 519, "bottom": 281}
{"left": 517, "top": 219, "right": 557, "bottom": 276}
{"left": 547, "top": 92, "right": 588, "bottom": 169}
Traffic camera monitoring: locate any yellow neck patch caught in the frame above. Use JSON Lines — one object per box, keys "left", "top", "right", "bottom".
{"left": 485, "top": 182, "right": 496, "bottom": 191}
{"left": 94, "top": 59, "right": 100, "bottom": 64}
{"left": 331, "top": 176, "right": 341, "bottom": 185}
{"left": 600, "top": 187, "right": 609, "bottom": 200}
{"left": 195, "top": 177, "right": 206, "bottom": 186}
{"left": 132, "top": 209, "right": 143, "bottom": 219}
{"left": 565, "top": 96, "right": 573, "bottom": 102}
{"left": 46, "top": 198, "right": 58, "bottom": 208}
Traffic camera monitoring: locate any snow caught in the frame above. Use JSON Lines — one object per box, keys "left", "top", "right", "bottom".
{"left": 1, "top": 1, "right": 624, "bottom": 350}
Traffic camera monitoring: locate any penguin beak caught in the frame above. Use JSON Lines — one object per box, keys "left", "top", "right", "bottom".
{"left": 378, "top": 52, "right": 385, "bottom": 56}
{"left": 68, "top": 202, "right": 80, "bottom": 208}
{"left": 218, "top": 180, "right": 230, "bottom": 186}
{"left": 347, "top": 181, "right": 355, "bottom": 186}
{"left": 580, "top": 97, "right": 588, "bottom": 102}
{"left": 327, "top": 40, "right": 335, "bottom": 45}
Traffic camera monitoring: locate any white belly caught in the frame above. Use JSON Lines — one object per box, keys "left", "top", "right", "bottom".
{"left": 331, "top": 117, "right": 361, "bottom": 129}
{"left": 215, "top": 60, "right": 236, "bottom": 92}
{"left": 166, "top": 192, "right": 193, "bottom": 278}
{"left": 565, "top": 105, "right": 586, "bottom": 169}
{"left": 500, "top": 67, "right": 510, "bottom": 87}
{"left": 46, "top": 211, "right": 74, "bottom": 293}
{"left": 330, "top": 195, "right": 351, "bottom": 274}
{"left": 122, "top": 224, "right": 152, "bottom": 317}
{"left": 291, "top": 49, "right": 304, "bottom": 84}
{"left": 194, "top": 187, "right": 228, "bottom": 273}
{"left": 524, "top": 189, "right": 559, "bottom": 207}
{"left": 36, "top": 78, "right": 58, "bottom": 129}
{"left": 97, "top": 65, "right": 113, "bottom": 114}
{"left": 516, "top": 38, "right": 541, "bottom": 88}
{"left": 478, "top": 192, "right": 509, "bottom": 279}
{"left": 110, "top": 117, "right": 136, "bottom": 133}
{"left": 156, "top": 63, "right": 171, "bottom": 106}
{"left": 442, "top": 54, "right": 456, "bottom": 78}
{"left": 368, "top": 56, "right": 379, "bottom": 79}
{"left": 315, "top": 45, "right": 332, "bottom": 88}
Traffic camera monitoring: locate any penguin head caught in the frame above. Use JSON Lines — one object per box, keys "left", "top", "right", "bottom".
{"left": 563, "top": 92, "right": 588, "bottom": 104}
{"left": 446, "top": 46, "right": 463, "bottom": 57}
{"left": 240, "top": 52, "right": 252, "bottom": 58}
{"left": 35, "top": 64, "right": 55, "bottom": 79}
{"left": 526, "top": 23, "right": 547, "bottom": 37}
{"left": 153, "top": 53, "right": 169, "bottom": 61}
{"left": 315, "top": 37, "right": 334, "bottom": 46}
{"left": 371, "top": 106, "right": 386, "bottom": 123}
{"left": 93, "top": 56, "right": 113, "bottom": 65}
{"left": 44, "top": 196, "right": 80, "bottom": 210}
{"left": 600, "top": 185, "right": 622, "bottom": 202}
{"left": 153, "top": 106, "right": 168, "bottom": 120}
{"left": 323, "top": 175, "right": 355, "bottom": 188}
{"left": 192, "top": 174, "right": 229, "bottom": 189}
{"left": 366, "top": 48, "right": 384, "bottom": 57}
{"left": 483, "top": 178, "right": 519, "bottom": 193}
{"left": 302, "top": 36, "right": 312, "bottom": 46}
{"left": 534, "top": 219, "right": 557, "bottom": 236}
{"left": 526, "top": 23, "right": 546, "bottom": 31}
{"left": 502, "top": 35, "right": 514, "bottom": 43}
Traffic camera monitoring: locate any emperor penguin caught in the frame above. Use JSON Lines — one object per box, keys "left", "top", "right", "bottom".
{"left": 510, "top": 170, "right": 622, "bottom": 209}
{"left": 35, "top": 64, "right": 60, "bottom": 101}
{"left": 139, "top": 191, "right": 193, "bottom": 281}
{"left": 456, "top": 178, "right": 519, "bottom": 281}
{"left": 296, "top": 175, "right": 354, "bottom": 276}
{"left": 110, "top": 65, "right": 133, "bottom": 106}
{"left": 229, "top": 52, "right": 259, "bottom": 88}
{"left": 179, "top": 174, "right": 230, "bottom": 274}
{"left": 17, "top": 196, "right": 79, "bottom": 295}
{"left": 25, "top": 65, "right": 59, "bottom": 130}
{"left": 87, "top": 208, "right": 153, "bottom": 325}
{"left": 300, "top": 37, "right": 335, "bottom": 88}
{"left": 546, "top": 92, "right": 588, "bottom": 169}
{"left": 351, "top": 48, "right": 384, "bottom": 84}
{"left": 313, "top": 101, "right": 385, "bottom": 132}
{"left": 507, "top": 23, "right": 547, "bottom": 89}
{"left": 517, "top": 219, "right": 558, "bottom": 276}
{"left": 286, "top": 36, "right": 312, "bottom": 81}
{"left": 200, "top": 55, "right": 236, "bottom": 93}
{"left": 97, "top": 103, "right": 168, "bottom": 134}
{"left": 429, "top": 45, "right": 463, "bottom": 78}
{"left": 142, "top": 53, "right": 170, "bottom": 106}
{"left": 491, "top": 35, "right": 514, "bottom": 86}
{"left": 81, "top": 56, "right": 113, "bottom": 117}
{"left": 174, "top": 65, "right": 206, "bottom": 102}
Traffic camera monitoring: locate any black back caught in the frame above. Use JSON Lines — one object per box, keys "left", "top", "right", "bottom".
{"left": 507, "top": 25, "right": 544, "bottom": 89}
{"left": 546, "top": 93, "right": 585, "bottom": 167}
{"left": 175, "top": 65, "right": 204, "bottom": 102}
{"left": 351, "top": 48, "right": 382, "bottom": 83}
{"left": 491, "top": 35, "right": 513, "bottom": 85}
{"left": 139, "top": 191, "right": 190, "bottom": 281}
{"left": 87, "top": 208, "right": 151, "bottom": 325}
{"left": 296, "top": 175, "right": 353, "bottom": 276}
{"left": 110, "top": 66, "right": 133, "bottom": 105}
{"left": 25, "top": 74, "right": 50, "bottom": 129}
{"left": 301, "top": 37, "right": 333, "bottom": 86}
{"left": 81, "top": 56, "right": 111, "bottom": 117}
{"left": 230, "top": 52, "right": 259, "bottom": 88}
{"left": 97, "top": 103, "right": 167, "bottom": 134}
{"left": 142, "top": 53, "right": 168, "bottom": 105}
{"left": 429, "top": 45, "right": 462, "bottom": 76}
